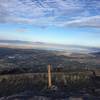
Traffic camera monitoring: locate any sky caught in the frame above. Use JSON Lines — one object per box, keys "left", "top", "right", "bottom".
{"left": 0, "top": 0, "right": 100, "bottom": 47}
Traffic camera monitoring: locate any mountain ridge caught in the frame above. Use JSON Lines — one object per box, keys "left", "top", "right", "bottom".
{"left": 0, "top": 40, "right": 100, "bottom": 54}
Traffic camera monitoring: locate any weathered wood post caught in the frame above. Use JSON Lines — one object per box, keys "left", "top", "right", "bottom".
{"left": 48, "top": 64, "right": 52, "bottom": 88}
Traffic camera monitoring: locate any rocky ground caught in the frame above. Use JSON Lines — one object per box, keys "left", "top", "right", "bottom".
{"left": 0, "top": 90, "right": 100, "bottom": 100}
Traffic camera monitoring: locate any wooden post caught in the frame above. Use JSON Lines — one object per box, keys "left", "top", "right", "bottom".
{"left": 48, "top": 65, "right": 52, "bottom": 88}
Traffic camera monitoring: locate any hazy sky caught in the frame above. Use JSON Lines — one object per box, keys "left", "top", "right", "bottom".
{"left": 0, "top": 0, "right": 100, "bottom": 47}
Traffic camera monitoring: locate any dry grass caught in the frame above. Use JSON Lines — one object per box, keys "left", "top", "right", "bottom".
{"left": 0, "top": 71, "right": 93, "bottom": 97}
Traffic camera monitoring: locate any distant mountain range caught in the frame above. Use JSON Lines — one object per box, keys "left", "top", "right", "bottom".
{"left": 0, "top": 40, "right": 45, "bottom": 44}
{"left": 0, "top": 40, "right": 100, "bottom": 54}
{"left": 91, "top": 52, "right": 100, "bottom": 56}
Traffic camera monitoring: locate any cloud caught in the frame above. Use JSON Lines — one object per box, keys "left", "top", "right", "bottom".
{"left": 63, "top": 16, "right": 100, "bottom": 28}
{"left": 16, "top": 28, "right": 28, "bottom": 33}
{"left": 0, "top": 0, "right": 100, "bottom": 28}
